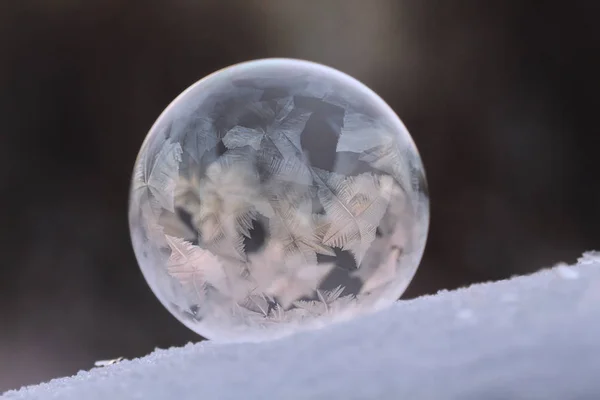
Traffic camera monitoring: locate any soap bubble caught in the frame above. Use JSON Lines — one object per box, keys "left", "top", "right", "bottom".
{"left": 129, "top": 59, "right": 429, "bottom": 342}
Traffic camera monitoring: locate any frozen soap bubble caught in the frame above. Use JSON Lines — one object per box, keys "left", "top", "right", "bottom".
{"left": 129, "top": 59, "right": 429, "bottom": 343}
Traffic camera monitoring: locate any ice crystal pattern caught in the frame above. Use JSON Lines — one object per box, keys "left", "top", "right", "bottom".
{"left": 129, "top": 59, "right": 429, "bottom": 342}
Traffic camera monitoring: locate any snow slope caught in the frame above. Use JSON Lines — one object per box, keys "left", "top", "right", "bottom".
{"left": 3, "top": 252, "right": 600, "bottom": 400}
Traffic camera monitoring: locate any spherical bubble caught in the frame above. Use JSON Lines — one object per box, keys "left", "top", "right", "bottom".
{"left": 129, "top": 59, "right": 429, "bottom": 342}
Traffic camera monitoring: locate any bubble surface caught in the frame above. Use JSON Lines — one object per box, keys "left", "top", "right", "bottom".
{"left": 129, "top": 59, "right": 429, "bottom": 342}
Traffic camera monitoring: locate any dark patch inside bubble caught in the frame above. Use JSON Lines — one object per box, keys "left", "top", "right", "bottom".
{"left": 186, "top": 305, "right": 204, "bottom": 323}
{"left": 311, "top": 196, "right": 326, "bottom": 215}
{"left": 415, "top": 169, "right": 429, "bottom": 198}
{"left": 260, "top": 87, "right": 290, "bottom": 101}
{"left": 318, "top": 267, "right": 363, "bottom": 297}
{"left": 176, "top": 207, "right": 200, "bottom": 245}
{"left": 316, "top": 252, "right": 335, "bottom": 265}
{"left": 256, "top": 159, "right": 270, "bottom": 184}
{"left": 318, "top": 249, "right": 363, "bottom": 297}
{"left": 266, "top": 297, "right": 279, "bottom": 314}
{"left": 173, "top": 303, "right": 204, "bottom": 324}
{"left": 162, "top": 121, "right": 174, "bottom": 141}
{"left": 334, "top": 248, "right": 358, "bottom": 270}
{"left": 243, "top": 216, "right": 268, "bottom": 254}
{"left": 333, "top": 151, "right": 376, "bottom": 176}
{"left": 299, "top": 99, "right": 345, "bottom": 172}
{"left": 215, "top": 140, "right": 227, "bottom": 156}
{"left": 316, "top": 247, "right": 357, "bottom": 271}
{"left": 293, "top": 95, "right": 344, "bottom": 115}
{"left": 237, "top": 107, "right": 267, "bottom": 129}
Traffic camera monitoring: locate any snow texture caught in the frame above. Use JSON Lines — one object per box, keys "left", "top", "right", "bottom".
{"left": 4, "top": 252, "right": 600, "bottom": 400}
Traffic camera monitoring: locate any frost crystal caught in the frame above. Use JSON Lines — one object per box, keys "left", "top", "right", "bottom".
{"left": 128, "top": 59, "right": 429, "bottom": 342}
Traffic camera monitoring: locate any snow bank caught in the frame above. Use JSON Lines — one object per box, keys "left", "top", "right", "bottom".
{"left": 4, "top": 252, "right": 600, "bottom": 400}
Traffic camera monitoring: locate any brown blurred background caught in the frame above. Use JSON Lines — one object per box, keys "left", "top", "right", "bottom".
{"left": 1, "top": 0, "right": 599, "bottom": 392}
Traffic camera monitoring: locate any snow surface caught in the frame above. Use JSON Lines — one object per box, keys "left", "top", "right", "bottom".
{"left": 3, "top": 252, "right": 600, "bottom": 400}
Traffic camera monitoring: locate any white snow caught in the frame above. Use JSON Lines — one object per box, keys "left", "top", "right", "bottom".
{"left": 3, "top": 252, "right": 600, "bottom": 400}
{"left": 555, "top": 263, "right": 580, "bottom": 280}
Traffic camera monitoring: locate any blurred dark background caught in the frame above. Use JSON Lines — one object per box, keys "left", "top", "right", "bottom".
{"left": 1, "top": 0, "right": 599, "bottom": 392}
